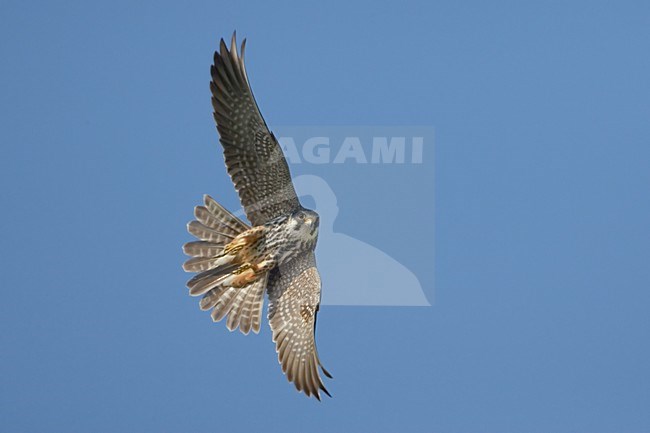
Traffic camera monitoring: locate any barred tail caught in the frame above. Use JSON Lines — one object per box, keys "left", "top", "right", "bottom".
{"left": 183, "top": 195, "right": 267, "bottom": 334}
{"left": 201, "top": 275, "right": 268, "bottom": 334}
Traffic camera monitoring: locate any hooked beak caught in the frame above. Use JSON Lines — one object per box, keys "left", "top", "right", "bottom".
{"left": 306, "top": 217, "right": 319, "bottom": 232}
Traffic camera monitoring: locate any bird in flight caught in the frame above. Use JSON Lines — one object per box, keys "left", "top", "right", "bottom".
{"left": 182, "top": 33, "right": 332, "bottom": 399}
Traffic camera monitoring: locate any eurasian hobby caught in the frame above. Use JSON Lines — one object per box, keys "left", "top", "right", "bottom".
{"left": 183, "top": 33, "right": 332, "bottom": 399}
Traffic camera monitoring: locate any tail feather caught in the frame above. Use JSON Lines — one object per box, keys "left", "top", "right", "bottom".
{"left": 199, "top": 286, "right": 227, "bottom": 311}
{"left": 203, "top": 195, "right": 249, "bottom": 233}
{"left": 239, "top": 277, "right": 267, "bottom": 334}
{"left": 238, "top": 282, "right": 258, "bottom": 334}
{"left": 226, "top": 288, "right": 249, "bottom": 331}
{"left": 194, "top": 206, "right": 241, "bottom": 237}
{"left": 223, "top": 277, "right": 268, "bottom": 334}
{"left": 247, "top": 279, "right": 266, "bottom": 334}
{"left": 184, "top": 195, "right": 268, "bottom": 335}
{"left": 210, "top": 287, "right": 238, "bottom": 322}
{"left": 187, "top": 221, "right": 235, "bottom": 244}
{"left": 187, "top": 263, "right": 238, "bottom": 296}
{"left": 183, "top": 241, "right": 225, "bottom": 258}
{"left": 183, "top": 256, "right": 225, "bottom": 273}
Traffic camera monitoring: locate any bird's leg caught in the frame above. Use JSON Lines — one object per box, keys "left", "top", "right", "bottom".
{"left": 230, "top": 255, "right": 277, "bottom": 288}
{"left": 223, "top": 226, "right": 266, "bottom": 256}
{"left": 256, "top": 255, "right": 277, "bottom": 272}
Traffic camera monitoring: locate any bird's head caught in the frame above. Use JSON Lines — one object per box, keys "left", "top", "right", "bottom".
{"left": 288, "top": 208, "right": 320, "bottom": 241}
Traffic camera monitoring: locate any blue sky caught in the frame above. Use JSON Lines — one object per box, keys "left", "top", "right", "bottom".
{"left": 1, "top": 1, "right": 649, "bottom": 432}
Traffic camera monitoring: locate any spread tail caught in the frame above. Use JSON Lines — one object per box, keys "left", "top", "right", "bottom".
{"left": 183, "top": 195, "right": 268, "bottom": 334}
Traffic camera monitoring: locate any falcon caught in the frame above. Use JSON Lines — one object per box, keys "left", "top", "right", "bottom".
{"left": 182, "top": 33, "right": 332, "bottom": 399}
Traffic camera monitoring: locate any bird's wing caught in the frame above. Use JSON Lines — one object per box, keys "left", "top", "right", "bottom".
{"left": 210, "top": 33, "right": 300, "bottom": 227}
{"left": 267, "top": 252, "right": 332, "bottom": 399}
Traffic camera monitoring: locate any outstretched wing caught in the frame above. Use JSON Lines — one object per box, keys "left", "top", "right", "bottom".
{"left": 211, "top": 33, "right": 300, "bottom": 226}
{"left": 267, "top": 252, "right": 332, "bottom": 400}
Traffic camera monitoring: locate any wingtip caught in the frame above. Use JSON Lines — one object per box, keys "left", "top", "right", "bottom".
{"left": 320, "top": 385, "right": 332, "bottom": 399}
{"left": 320, "top": 365, "right": 333, "bottom": 379}
{"left": 231, "top": 30, "right": 237, "bottom": 50}
{"left": 219, "top": 37, "right": 229, "bottom": 56}
{"left": 299, "top": 386, "right": 331, "bottom": 401}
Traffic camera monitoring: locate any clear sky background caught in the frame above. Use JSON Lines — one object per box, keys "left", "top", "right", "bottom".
{"left": 1, "top": 1, "right": 649, "bottom": 432}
